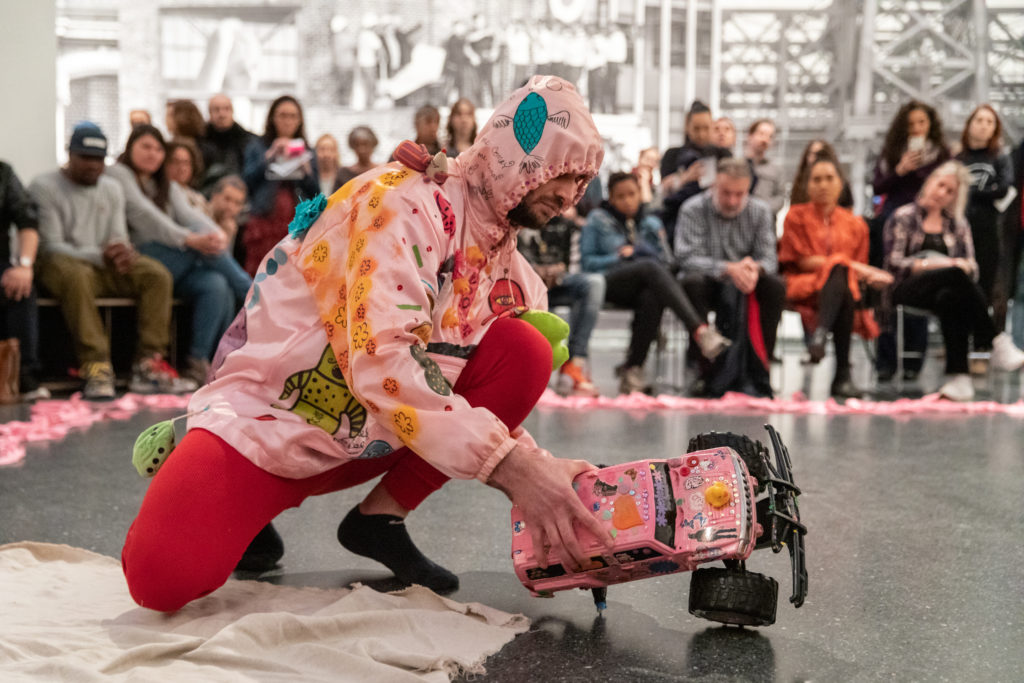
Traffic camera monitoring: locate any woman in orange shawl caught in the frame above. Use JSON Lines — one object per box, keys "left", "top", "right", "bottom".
{"left": 779, "top": 158, "right": 893, "bottom": 398}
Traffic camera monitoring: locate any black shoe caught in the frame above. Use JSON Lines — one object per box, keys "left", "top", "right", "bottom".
{"left": 337, "top": 506, "right": 459, "bottom": 594}
{"left": 807, "top": 328, "right": 827, "bottom": 364}
{"left": 876, "top": 367, "right": 895, "bottom": 383}
{"left": 687, "top": 377, "right": 710, "bottom": 398}
{"left": 830, "top": 378, "right": 863, "bottom": 400}
{"left": 235, "top": 523, "right": 284, "bottom": 573}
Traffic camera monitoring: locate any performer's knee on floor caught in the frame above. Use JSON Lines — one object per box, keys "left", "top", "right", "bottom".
{"left": 122, "top": 539, "right": 226, "bottom": 612}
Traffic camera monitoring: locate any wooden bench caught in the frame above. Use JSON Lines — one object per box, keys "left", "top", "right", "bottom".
{"left": 36, "top": 297, "right": 183, "bottom": 389}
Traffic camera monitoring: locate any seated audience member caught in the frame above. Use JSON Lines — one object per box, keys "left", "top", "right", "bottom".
{"left": 955, "top": 104, "right": 1013, "bottom": 310}
{"left": 675, "top": 158, "right": 785, "bottom": 397}
{"left": 582, "top": 172, "right": 728, "bottom": 394}
{"left": 165, "top": 138, "right": 208, "bottom": 213}
{"left": 314, "top": 133, "right": 342, "bottom": 197}
{"left": 790, "top": 140, "right": 854, "bottom": 209}
{"left": 29, "top": 122, "right": 188, "bottom": 399}
{"left": 446, "top": 97, "right": 477, "bottom": 157}
{"left": 335, "top": 126, "right": 379, "bottom": 190}
{"left": 779, "top": 157, "right": 893, "bottom": 400}
{"left": 713, "top": 117, "right": 736, "bottom": 152}
{"left": 198, "top": 94, "right": 253, "bottom": 191}
{"left": 883, "top": 161, "right": 1024, "bottom": 401}
{"left": 391, "top": 105, "right": 442, "bottom": 161}
{"left": 872, "top": 102, "right": 951, "bottom": 380}
{"left": 107, "top": 124, "right": 251, "bottom": 386}
{"left": 207, "top": 175, "right": 247, "bottom": 251}
{"left": 129, "top": 109, "right": 152, "bottom": 128}
{"left": 660, "top": 101, "right": 732, "bottom": 245}
{"left": 0, "top": 160, "right": 47, "bottom": 400}
{"left": 243, "top": 95, "right": 319, "bottom": 276}
{"left": 414, "top": 105, "right": 442, "bottom": 156}
{"left": 166, "top": 100, "right": 206, "bottom": 144}
{"left": 518, "top": 207, "right": 605, "bottom": 396}
{"left": 633, "top": 147, "right": 660, "bottom": 206}
{"left": 744, "top": 119, "right": 786, "bottom": 217}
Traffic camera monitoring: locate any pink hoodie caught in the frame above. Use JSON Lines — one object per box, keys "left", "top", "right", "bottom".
{"left": 188, "top": 76, "right": 604, "bottom": 481}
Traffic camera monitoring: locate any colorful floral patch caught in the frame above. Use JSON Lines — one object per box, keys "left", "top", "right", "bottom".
{"left": 392, "top": 405, "right": 418, "bottom": 445}
{"left": 351, "top": 320, "right": 371, "bottom": 351}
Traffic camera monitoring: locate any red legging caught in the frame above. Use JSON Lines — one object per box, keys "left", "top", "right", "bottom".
{"left": 122, "top": 317, "right": 552, "bottom": 612}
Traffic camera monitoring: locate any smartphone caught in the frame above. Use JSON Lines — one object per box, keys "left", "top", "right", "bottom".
{"left": 698, "top": 156, "right": 717, "bottom": 189}
{"left": 907, "top": 136, "right": 925, "bottom": 152}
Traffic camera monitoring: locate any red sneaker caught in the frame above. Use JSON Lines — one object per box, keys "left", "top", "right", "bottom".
{"left": 559, "top": 358, "right": 600, "bottom": 397}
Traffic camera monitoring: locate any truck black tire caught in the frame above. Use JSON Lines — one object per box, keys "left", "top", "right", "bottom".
{"left": 688, "top": 567, "right": 778, "bottom": 626}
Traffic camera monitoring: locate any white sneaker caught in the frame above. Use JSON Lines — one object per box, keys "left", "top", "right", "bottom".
{"left": 989, "top": 332, "right": 1024, "bottom": 372}
{"left": 695, "top": 324, "right": 731, "bottom": 361}
{"left": 938, "top": 374, "right": 974, "bottom": 402}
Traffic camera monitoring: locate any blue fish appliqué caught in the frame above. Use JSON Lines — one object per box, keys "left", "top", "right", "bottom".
{"left": 494, "top": 91, "right": 571, "bottom": 174}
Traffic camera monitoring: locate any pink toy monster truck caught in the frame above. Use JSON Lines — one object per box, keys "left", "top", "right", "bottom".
{"left": 510, "top": 426, "right": 807, "bottom": 626}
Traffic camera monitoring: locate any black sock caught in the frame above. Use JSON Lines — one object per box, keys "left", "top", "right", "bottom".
{"left": 337, "top": 506, "right": 459, "bottom": 593}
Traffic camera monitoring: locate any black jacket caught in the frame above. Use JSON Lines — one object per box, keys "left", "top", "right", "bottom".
{"left": 0, "top": 161, "right": 38, "bottom": 263}
{"left": 199, "top": 122, "right": 253, "bottom": 190}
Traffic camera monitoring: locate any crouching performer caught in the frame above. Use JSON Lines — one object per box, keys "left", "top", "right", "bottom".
{"left": 122, "top": 76, "right": 611, "bottom": 611}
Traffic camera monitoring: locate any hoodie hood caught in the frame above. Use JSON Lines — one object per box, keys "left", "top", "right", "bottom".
{"left": 450, "top": 75, "right": 604, "bottom": 252}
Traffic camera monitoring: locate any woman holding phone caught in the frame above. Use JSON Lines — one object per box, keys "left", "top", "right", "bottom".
{"left": 241, "top": 95, "right": 319, "bottom": 276}
{"left": 872, "top": 101, "right": 951, "bottom": 231}
{"left": 871, "top": 100, "right": 950, "bottom": 380}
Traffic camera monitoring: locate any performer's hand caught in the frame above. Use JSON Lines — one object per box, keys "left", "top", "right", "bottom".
{"left": 488, "top": 445, "right": 612, "bottom": 571}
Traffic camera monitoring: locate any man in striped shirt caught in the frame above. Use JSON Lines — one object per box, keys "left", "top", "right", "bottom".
{"left": 673, "top": 158, "right": 785, "bottom": 397}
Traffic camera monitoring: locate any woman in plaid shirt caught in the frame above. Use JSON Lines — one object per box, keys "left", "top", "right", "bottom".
{"left": 883, "top": 161, "right": 1024, "bottom": 401}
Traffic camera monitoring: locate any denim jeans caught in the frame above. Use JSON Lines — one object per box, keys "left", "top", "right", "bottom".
{"left": 141, "top": 242, "right": 252, "bottom": 360}
{"left": 548, "top": 272, "right": 605, "bottom": 359}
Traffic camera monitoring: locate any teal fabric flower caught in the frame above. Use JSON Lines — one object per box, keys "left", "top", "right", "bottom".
{"left": 288, "top": 193, "right": 327, "bottom": 240}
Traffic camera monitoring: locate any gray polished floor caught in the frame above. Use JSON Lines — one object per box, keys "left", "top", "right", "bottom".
{"left": 2, "top": 317, "right": 1023, "bottom": 682}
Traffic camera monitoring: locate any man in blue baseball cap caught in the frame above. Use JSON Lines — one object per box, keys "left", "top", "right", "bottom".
{"left": 28, "top": 122, "right": 190, "bottom": 400}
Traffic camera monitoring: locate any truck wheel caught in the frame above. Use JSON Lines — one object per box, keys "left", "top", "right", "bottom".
{"left": 688, "top": 567, "right": 778, "bottom": 626}
{"left": 687, "top": 431, "right": 770, "bottom": 492}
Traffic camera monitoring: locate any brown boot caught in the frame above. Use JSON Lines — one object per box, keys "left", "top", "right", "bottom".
{"left": 0, "top": 338, "right": 20, "bottom": 404}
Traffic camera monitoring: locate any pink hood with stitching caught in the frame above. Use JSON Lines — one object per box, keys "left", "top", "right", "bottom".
{"left": 449, "top": 75, "right": 604, "bottom": 251}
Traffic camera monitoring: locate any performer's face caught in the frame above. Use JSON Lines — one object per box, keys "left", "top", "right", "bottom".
{"left": 507, "top": 172, "right": 588, "bottom": 229}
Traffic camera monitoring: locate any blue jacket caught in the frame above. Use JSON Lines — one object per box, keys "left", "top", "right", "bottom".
{"left": 243, "top": 138, "right": 320, "bottom": 217}
{"left": 580, "top": 203, "right": 667, "bottom": 274}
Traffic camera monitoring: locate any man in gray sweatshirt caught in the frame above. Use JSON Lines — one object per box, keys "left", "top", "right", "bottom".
{"left": 29, "top": 122, "right": 194, "bottom": 399}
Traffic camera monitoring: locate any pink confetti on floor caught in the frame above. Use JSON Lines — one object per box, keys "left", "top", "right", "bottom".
{"left": 537, "top": 388, "right": 1024, "bottom": 418}
{"left": 0, "top": 393, "right": 191, "bottom": 467}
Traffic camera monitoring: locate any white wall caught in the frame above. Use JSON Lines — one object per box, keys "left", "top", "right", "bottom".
{"left": 0, "top": 0, "right": 57, "bottom": 182}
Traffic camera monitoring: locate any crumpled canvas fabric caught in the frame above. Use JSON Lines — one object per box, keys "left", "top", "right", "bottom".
{"left": 0, "top": 542, "right": 528, "bottom": 682}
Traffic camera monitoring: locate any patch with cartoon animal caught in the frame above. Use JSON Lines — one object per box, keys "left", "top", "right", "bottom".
{"left": 277, "top": 345, "right": 367, "bottom": 437}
